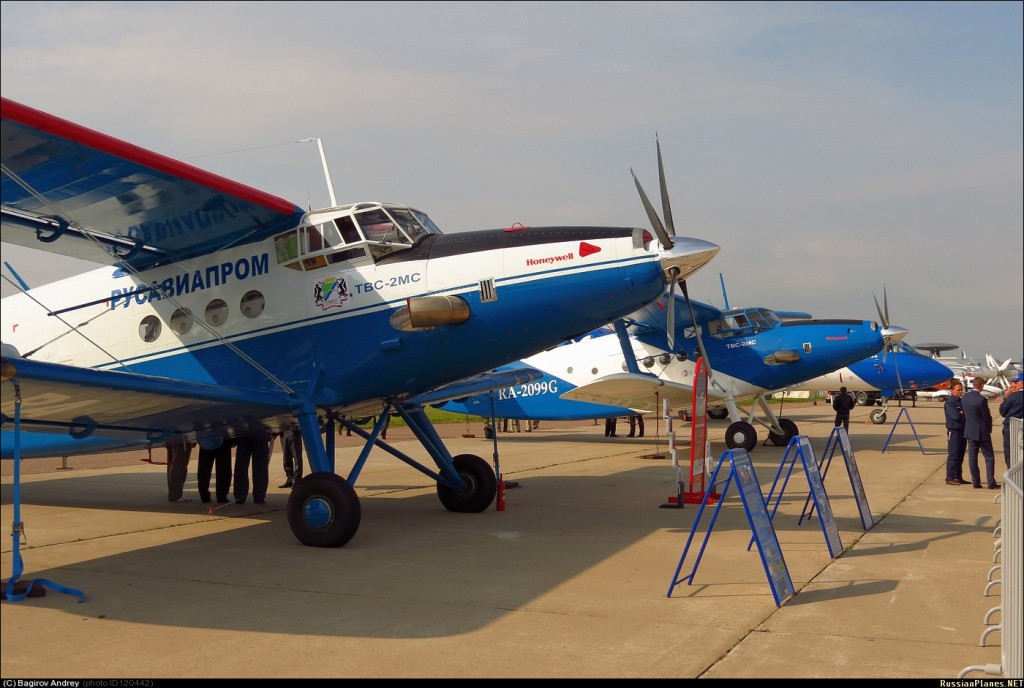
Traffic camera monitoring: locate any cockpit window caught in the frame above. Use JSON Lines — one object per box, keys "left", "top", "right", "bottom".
{"left": 389, "top": 207, "right": 431, "bottom": 243}
{"left": 707, "top": 308, "right": 778, "bottom": 338}
{"left": 355, "top": 209, "right": 404, "bottom": 244}
{"left": 412, "top": 209, "right": 442, "bottom": 235}
{"left": 273, "top": 203, "right": 442, "bottom": 271}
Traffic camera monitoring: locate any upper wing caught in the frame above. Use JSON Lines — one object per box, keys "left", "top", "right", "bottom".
{"left": 774, "top": 311, "right": 813, "bottom": 321}
{"left": 623, "top": 290, "right": 723, "bottom": 334}
{"left": 1, "top": 98, "right": 306, "bottom": 271}
{"left": 1, "top": 355, "right": 296, "bottom": 458}
{"left": 560, "top": 373, "right": 697, "bottom": 412}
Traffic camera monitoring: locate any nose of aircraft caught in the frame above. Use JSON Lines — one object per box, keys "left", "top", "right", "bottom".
{"left": 916, "top": 357, "right": 955, "bottom": 388}
{"left": 659, "top": 238, "right": 720, "bottom": 282}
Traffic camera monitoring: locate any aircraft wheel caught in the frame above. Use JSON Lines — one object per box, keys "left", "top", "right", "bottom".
{"left": 437, "top": 454, "right": 497, "bottom": 513}
{"left": 855, "top": 391, "right": 869, "bottom": 406}
{"left": 287, "top": 472, "right": 361, "bottom": 548}
{"left": 870, "top": 409, "right": 887, "bottom": 425}
{"left": 767, "top": 418, "right": 799, "bottom": 446}
{"left": 725, "top": 421, "right": 758, "bottom": 452}
{"left": 707, "top": 405, "right": 729, "bottom": 420}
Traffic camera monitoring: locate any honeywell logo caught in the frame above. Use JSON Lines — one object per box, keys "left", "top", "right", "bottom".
{"left": 527, "top": 252, "right": 574, "bottom": 266}
{"left": 525, "top": 241, "right": 601, "bottom": 267}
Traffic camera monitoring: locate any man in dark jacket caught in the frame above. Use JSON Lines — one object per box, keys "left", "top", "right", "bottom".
{"left": 963, "top": 377, "right": 998, "bottom": 489}
{"left": 944, "top": 380, "right": 968, "bottom": 485}
{"left": 998, "top": 372, "right": 1023, "bottom": 469}
{"left": 832, "top": 386, "right": 856, "bottom": 431}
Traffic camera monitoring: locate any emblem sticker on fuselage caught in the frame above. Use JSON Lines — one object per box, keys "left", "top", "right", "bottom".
{"left": 315, "top": 276, "right": 351, "bottom": 311}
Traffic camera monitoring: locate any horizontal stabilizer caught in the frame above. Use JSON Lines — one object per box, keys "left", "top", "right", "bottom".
{"left": 416, "top": 367, "right": 543, "bottom": 406}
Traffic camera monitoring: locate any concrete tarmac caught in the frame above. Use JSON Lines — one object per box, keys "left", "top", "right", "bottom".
{"left": 0, "top": 402, "right": 1009, "bottom": 678}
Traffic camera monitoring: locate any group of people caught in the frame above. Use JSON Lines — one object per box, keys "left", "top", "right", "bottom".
{"left": 164, "top": 426, "right": 305, "bottom": 504}
{"left": 944, "top": 373, "right": 1023, "bottom": 489}
{"left": 603, "top": 414, "right": 645, "bottom": 438}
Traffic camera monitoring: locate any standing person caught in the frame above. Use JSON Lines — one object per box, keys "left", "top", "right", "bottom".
{"left": 962, "top": 377, "right": 999, "bottom": 489}
{"left": 998, "top": 372, "right": 1024, "bottom": 469}
{"left": 604, "top": 416, "right": 618, "bottom": 437}
{"left": 832, "top": 386, "right": 855, "bottom": 431}
{"left": 278, "top": 426, "right": 304, "bottom": 489}
{"left": 234, "top": 431, "right": 272, "bottom": 504}
{"left": 944, "top": 381, "right": 968, "bottom": 485}
{"left": 165, "top": 437, "right": 194, "bottom": 503}
{"left": 197, "top": 438, "right": 234, "bottom": 504}
{"left": 627, "top": 414, "right": 645, "bottom": 437}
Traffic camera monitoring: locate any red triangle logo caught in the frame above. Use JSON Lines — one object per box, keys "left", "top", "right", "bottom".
{"left": 579, "top": 242, "right": 601, "bottom": 257}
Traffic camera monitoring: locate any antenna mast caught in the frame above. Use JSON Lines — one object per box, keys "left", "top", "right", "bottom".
{"left": 302, "top": 137, "right": 338, "bottom": 207}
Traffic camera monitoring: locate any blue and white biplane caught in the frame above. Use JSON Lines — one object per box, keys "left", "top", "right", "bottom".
{"left": 0, "top": 99, "right": 720, "bottom": 547}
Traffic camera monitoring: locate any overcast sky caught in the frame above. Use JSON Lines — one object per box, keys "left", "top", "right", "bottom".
{"left": 2, "top": 1, "right": 1021, "bottom": 362}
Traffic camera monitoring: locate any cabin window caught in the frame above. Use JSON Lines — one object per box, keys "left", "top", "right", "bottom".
{"left": 275, "top": 231, "right": 299, "bottom": 263}
{"left": 170, "top": 308, "right": 194, "bottom": 335}
{"left": 241, "top": 291, "right": 265, "bottom": 318}
{"left": 305, "top": 226, "right": 325, "bottom": 253}
{"left": 139, "top": 315, "right": 162, "bottom": 342}
{"left": 205, "top": 299, "right": 229, "bottom": 327}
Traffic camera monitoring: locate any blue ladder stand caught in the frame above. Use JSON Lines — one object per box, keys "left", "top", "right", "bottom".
{"left": 667, "top": 448, "right": 795, "bottom": 607}
{"left": 881, "top": 407, "right": 926, "bottom": 454}
{"left": 800, "top": 427, "right": 874, "bottom": 531}
{"left": 755, "top": 435, "right": 843, "bottom": 559}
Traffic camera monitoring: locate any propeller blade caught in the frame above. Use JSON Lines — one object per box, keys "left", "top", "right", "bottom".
{"left": 680, "top": 279, "right": 713, "bottom": 383}
{"left": 631, "top": 168, "right": 674, "bottom": 250}
{"left": 656, "top": 134, "right": 676, "bottom": 238}
{"left": 873, "top": 292, "right": 888, "bottom": 329}
{"left": 665, "top": 267, "right": 680, "bottom": 351}
{"left": 882, "top": 285, "right": 890, "bottom": 328}
{"left": 892, "top": 350, "right": 904, "bottom": 392}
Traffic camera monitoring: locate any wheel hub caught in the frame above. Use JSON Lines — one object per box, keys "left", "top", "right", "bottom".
{"left": 303, "top": 497, "right": 333, "bottom": 530}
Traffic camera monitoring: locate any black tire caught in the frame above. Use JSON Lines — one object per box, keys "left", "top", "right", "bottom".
{"left": 767, "top": 418, "right": 799, "bottom": 447}
{"left": 437, "top": 454, "right": 497, "bottom": 513}
{"left": 870, "top": 409, "right": 887, "bottom": 425}
{"left": 287, "top": 472, "right": 361, "bottom": 548}
{"left": 855, "top": 391, "right": 869, "bottom": 406}
{"left": 725, "top": 421, "right": 758, "bottom": 452}
{"left": 707, "top": 405, "right": 729, "bottom": 420}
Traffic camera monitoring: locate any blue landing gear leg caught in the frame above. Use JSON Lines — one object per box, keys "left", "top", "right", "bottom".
{"left": 393, "top": 403, "right": 497, "bottom": 513}
{"left": 287, "top": 409, "right": 361, "bottom": 547}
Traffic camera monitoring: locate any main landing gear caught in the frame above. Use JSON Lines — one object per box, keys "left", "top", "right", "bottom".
{"left": 719, "top": 395, "right": 800, "bottom": 452}
{"left": 288, "top": 473, "right": 361, "bottom": 547}
{"left": 286, "top": 403, "right": 497, "bottom": 547}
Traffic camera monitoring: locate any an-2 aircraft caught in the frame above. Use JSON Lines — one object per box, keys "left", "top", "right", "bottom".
{"left": 439, "top": 290, "right": 891, "bottom": 452}
{"left": 0, "top": 98, "right": 720, "bottom": 547}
